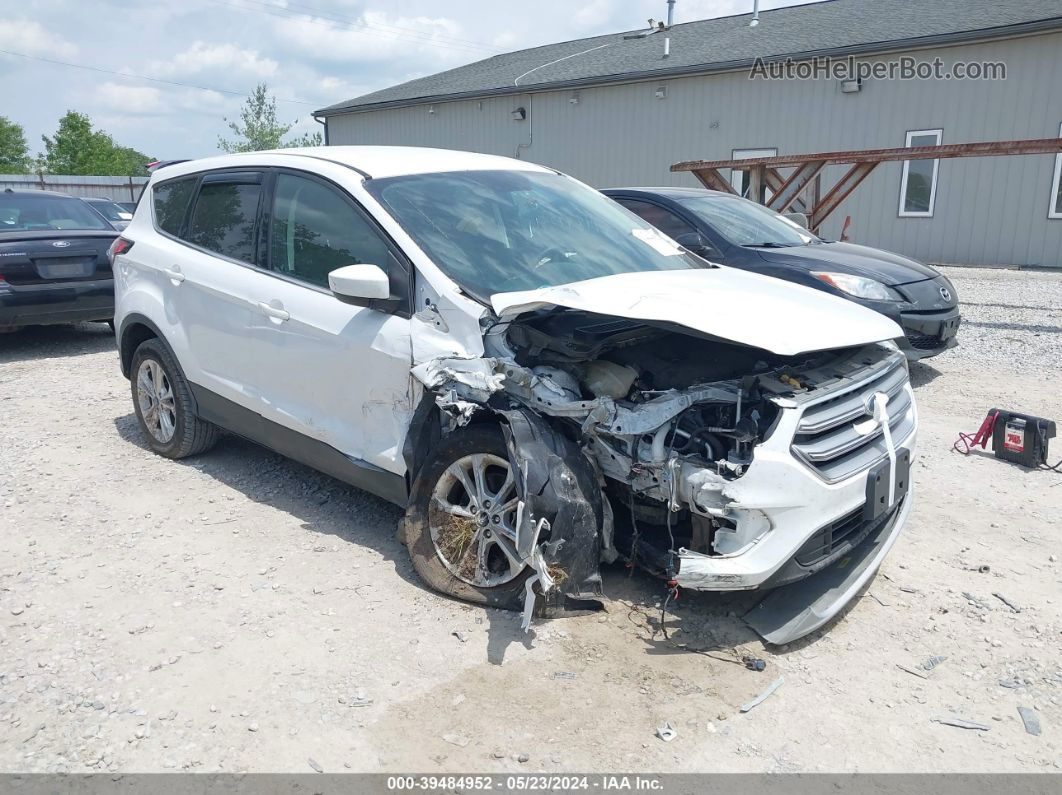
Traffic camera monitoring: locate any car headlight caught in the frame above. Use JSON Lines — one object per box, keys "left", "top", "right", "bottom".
{"left": 811, "top": 272, "right": 900, "bottom": 301}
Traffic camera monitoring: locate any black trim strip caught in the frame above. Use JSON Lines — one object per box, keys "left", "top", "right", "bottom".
{"left": 190, "top": 384, "right": 409, "bottom": 506}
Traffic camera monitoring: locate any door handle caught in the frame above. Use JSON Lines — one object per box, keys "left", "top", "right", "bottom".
{"left": 257, "top": 301, "right": 290, "bottom": 321}
{"left": 163, "top": 266, "right": 185, "bottom": 284}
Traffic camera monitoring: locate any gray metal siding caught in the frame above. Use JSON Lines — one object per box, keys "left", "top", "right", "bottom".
{"left": 0, "top": 174, "right": 148, "bottom": 202}
{"left": 328, "top": 32, "right": 1062, "bottom": 268}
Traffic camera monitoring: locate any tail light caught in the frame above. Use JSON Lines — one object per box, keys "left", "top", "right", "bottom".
{"left": 107, "top": 236, "right": 134, "bottom": 266}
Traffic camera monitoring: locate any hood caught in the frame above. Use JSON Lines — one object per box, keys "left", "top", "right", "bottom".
{"left": 754, "top": 241, "right": 938, "bottom": 285}
{"left": 491, "top": 267, "right": 904, "bottom": 356}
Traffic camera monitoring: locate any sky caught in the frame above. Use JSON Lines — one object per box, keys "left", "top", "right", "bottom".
{"left": 0, "top": 0, "right": 813, "bottom": 161}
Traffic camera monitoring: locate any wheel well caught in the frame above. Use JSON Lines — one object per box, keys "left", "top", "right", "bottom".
{"left": 119, "top": 322, "right": 158, "bottom": 379}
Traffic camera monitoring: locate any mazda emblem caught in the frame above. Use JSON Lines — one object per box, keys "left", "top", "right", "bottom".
{"left": 939, "top": 286, "right": 952, "bottom": 302}
{"left": 52, "top": 240, "right": 71, "bottom": 248}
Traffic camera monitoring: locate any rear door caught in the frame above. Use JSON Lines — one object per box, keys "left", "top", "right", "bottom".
{"left": 159, "top": 170, "right": 272, "bottom": 411}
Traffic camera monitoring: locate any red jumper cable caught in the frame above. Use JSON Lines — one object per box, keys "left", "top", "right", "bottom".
{"left": 954, "top": 410, "right": 998, "bottom": 455}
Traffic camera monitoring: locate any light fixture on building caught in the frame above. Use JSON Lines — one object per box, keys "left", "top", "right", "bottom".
{"left": 511, "top": 107, "right": 527, "bottom": 121}
{"left": 569, "top": 92, "right": 580, "bottom": 105}
{"left": 427, "top": 104, "right": 435, "bottom": 114}
{"left": 841, "top": 78, "right": 862, "bottom": 93}
{"left": 654, "top": 85, "right": 668, "bottom": 99}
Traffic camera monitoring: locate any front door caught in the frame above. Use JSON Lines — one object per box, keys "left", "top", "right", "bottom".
{"left": 248, "top": 170, "right": 415, "bottom": 475}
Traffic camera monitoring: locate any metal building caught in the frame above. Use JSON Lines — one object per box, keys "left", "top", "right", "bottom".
{"left": 316, "top": 0, "right": 1062, "bottom": 269}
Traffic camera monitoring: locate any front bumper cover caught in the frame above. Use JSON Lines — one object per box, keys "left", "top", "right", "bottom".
{"left": 744, "top": 486, "right": 912, "bottom": 645}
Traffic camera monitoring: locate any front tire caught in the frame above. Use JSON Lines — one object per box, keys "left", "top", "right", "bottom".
{"left": 404, "top": 424, "right": 532, "bottom": 609}
{"left": 130, "top": 339, "right": 219, "bottom": 459}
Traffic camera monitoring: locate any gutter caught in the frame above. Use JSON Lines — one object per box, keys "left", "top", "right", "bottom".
{"left": 314, "top": 18, "right": 1062, "bottom": 117}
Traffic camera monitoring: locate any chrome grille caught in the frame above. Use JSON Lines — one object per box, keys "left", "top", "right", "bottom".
{"left": 791, "top": 356, "right": 915, "bottom": 483}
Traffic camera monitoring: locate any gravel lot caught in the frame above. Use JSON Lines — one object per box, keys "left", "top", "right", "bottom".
{"left": 1, "top": 266, "right": 1060, "bottom": 773}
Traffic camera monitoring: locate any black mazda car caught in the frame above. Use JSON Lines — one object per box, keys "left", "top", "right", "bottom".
{"left": 0, "top": 189, "right": 119, "bottom": 331}
{"left": 604, "top": 187, "right": 960, "bottom": 360}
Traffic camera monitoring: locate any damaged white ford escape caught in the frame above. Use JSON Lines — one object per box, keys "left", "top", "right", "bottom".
{"left": 112, "top": 147, "right": 917, "bottom": 645}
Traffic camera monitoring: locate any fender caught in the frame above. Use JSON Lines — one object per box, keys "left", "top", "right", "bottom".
{"left": 117, "top": 314, "right": 197, "bottom": 414}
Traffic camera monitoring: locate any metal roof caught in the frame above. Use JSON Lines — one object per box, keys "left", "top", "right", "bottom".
{"left": 316, "top": 0, "right": 1062, "bottom": 116}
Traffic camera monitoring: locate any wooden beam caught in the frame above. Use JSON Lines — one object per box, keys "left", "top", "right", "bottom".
{"left": 692, "top": 167, "right": 738, "bottom": 194}
{"left": 810, "top": 162, "right": 878, "bottom": 230}
{"left": 672, "top": 137, "right": 1062, "bottom": 172}
{"left": 768, "top": 160, "right": 826, "bottom": 213}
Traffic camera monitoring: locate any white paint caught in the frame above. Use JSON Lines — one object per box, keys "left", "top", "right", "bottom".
{"left": 491, "top": 267, "right": 904, "bottom": 356}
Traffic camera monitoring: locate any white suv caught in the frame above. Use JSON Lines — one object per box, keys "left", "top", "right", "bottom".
{"left": 111, "top": 147, "right": 917, "bottom": 644}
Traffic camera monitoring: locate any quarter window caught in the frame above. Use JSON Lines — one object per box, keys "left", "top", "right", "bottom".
{"left": 1049, "top": 122, "right": 1062, "bottom": 219}
{"left": 899, "top": 129, "right": 942, "bottom": 217}
{"left": 186, "top": 178, "right": 262, "bottom": 263}
{"left": 152, "top": 177, "right": 196, "bottom": 236}
{"left": 268, "top": 173, "right": 390, "bottom": 289}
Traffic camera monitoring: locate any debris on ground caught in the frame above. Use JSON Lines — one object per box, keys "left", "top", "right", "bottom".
{"left": 897, "top": 664, "right": 928, "bottom": 680}
{"left": 921, "top": 655, "right": 947, "bottom": 671}
{"left": 1017, "top": 707, "right": 1041, "bottom": 737}
{"left": 992, "top": 592, "right": 1021, "bottom": 613}
{"left": 742, "top": 656, "right": 767, "bottom": 672}
{"left": 740, "top": 677, "right": 785, "bottom": 713}
{"left": 452, "top": 631, "right": 469, "bottom": 643}
{"left": 307, "top": 758, "right": 323, "bottom": 773}
{"left": 551, "top": 671, "right": 578, "bottom": 680}
{"left": 442, "top": 733, "right": 470, "bottom": 748}
{"left": 932, "top": 716, "right": 990, "bottom": 731}
{"left": 656, "top": 722, "right": 677, "bottom": 742}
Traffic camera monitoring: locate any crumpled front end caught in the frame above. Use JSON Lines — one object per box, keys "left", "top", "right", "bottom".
{"left": 408, "top": 307, "right": 917, "bottom": 643}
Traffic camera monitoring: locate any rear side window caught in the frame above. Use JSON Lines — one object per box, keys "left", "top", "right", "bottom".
{"left": 152, "top": 178, "right": 196, "bottom": 236}
{"left": 268, "top": 172, "right": 390, "bottom": 288}
{"left": 186, "top": 179, "right": 262, "bottom": 263}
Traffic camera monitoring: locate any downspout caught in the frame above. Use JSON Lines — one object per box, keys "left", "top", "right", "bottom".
{"left": 514, "top": 94, "right": 532, "bottom": 159}
{"left": 313, "top": 113, "right": 329, "bottom": 145}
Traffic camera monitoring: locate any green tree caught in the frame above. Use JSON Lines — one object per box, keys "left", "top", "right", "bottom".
{"left": 218, "top": 83, "right": 322, "bottom": 152}
{"left": 0, "top": 116, "right": 33, "bottom": 173}
{"left": 40, "top": 111, "right": 151, "bottom": 176}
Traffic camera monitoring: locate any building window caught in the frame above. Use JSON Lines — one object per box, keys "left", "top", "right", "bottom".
{"left": 899, "top": 129, "right": 942, "bottom": 217}
{"left": 730, "top": 148, "right": 777, "bottom": 199}
{"left": 1049, "top": 123, "right": 1062, "bottom": 219}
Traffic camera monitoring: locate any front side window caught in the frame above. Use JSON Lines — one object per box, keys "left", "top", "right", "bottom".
{"left": 614, "top": 199, "right": 698, "bottom": 241}
{"left": 677, "top": 194, "right": 815, "bottom": 247}
{"left": 366, "top": 170, "right": 707, "bottom": 302}
{"left": 899, "top": 129, "right": 942, "bottom": 217}
{"left": 1049, "top": 122, "right": 1062, "bottom": 219}
{"left": 153, "top": 178, "right": 196, "bottom": 236}
{"left": 268, "top": 173, "right": 390, "bottom": 288}
{"left": 0, "top": 194, "right": 112, "bottom": 231}
{"left": 186, "top": 178, "right": 262, "bottom": 262}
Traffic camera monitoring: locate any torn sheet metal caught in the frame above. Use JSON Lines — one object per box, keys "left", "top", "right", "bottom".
{"left": 411, "top": 356, "right": 506, "bottom": 401}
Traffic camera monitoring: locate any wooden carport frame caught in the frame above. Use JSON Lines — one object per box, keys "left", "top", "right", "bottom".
{"left": 671, "top": 138, "right": 1062, "bottom": 231}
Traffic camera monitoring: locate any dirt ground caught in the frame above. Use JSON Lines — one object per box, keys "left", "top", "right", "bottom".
{"left": 1, "top": 267, "right": 1059, "bottom": 774}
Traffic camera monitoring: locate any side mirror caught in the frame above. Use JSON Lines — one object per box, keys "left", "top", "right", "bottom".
{"left": 783, "top": 212, "right": 809, "bottom": 229}
{"left": 673, "top": 231, "right": 718, "bottom": 257}
{"left": 328, "top": 264, "right": 391, "bottom": 304}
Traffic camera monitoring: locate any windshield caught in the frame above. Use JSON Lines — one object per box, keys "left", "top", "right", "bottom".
{"left": 678, "top": 194, "right": 817, "bottom": 248}
{"left": 366, "top": 170, "right": 707, "bottom": 301}
{"left": 0, "top": 194, "right": 113, "bottom": 232}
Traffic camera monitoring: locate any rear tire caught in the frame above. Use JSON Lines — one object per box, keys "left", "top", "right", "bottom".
{"left": 130, "top": 339, "right": 219, "bottom": 459}
{"left": 404, "top": 424, "right": 531, "bottom": 609}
